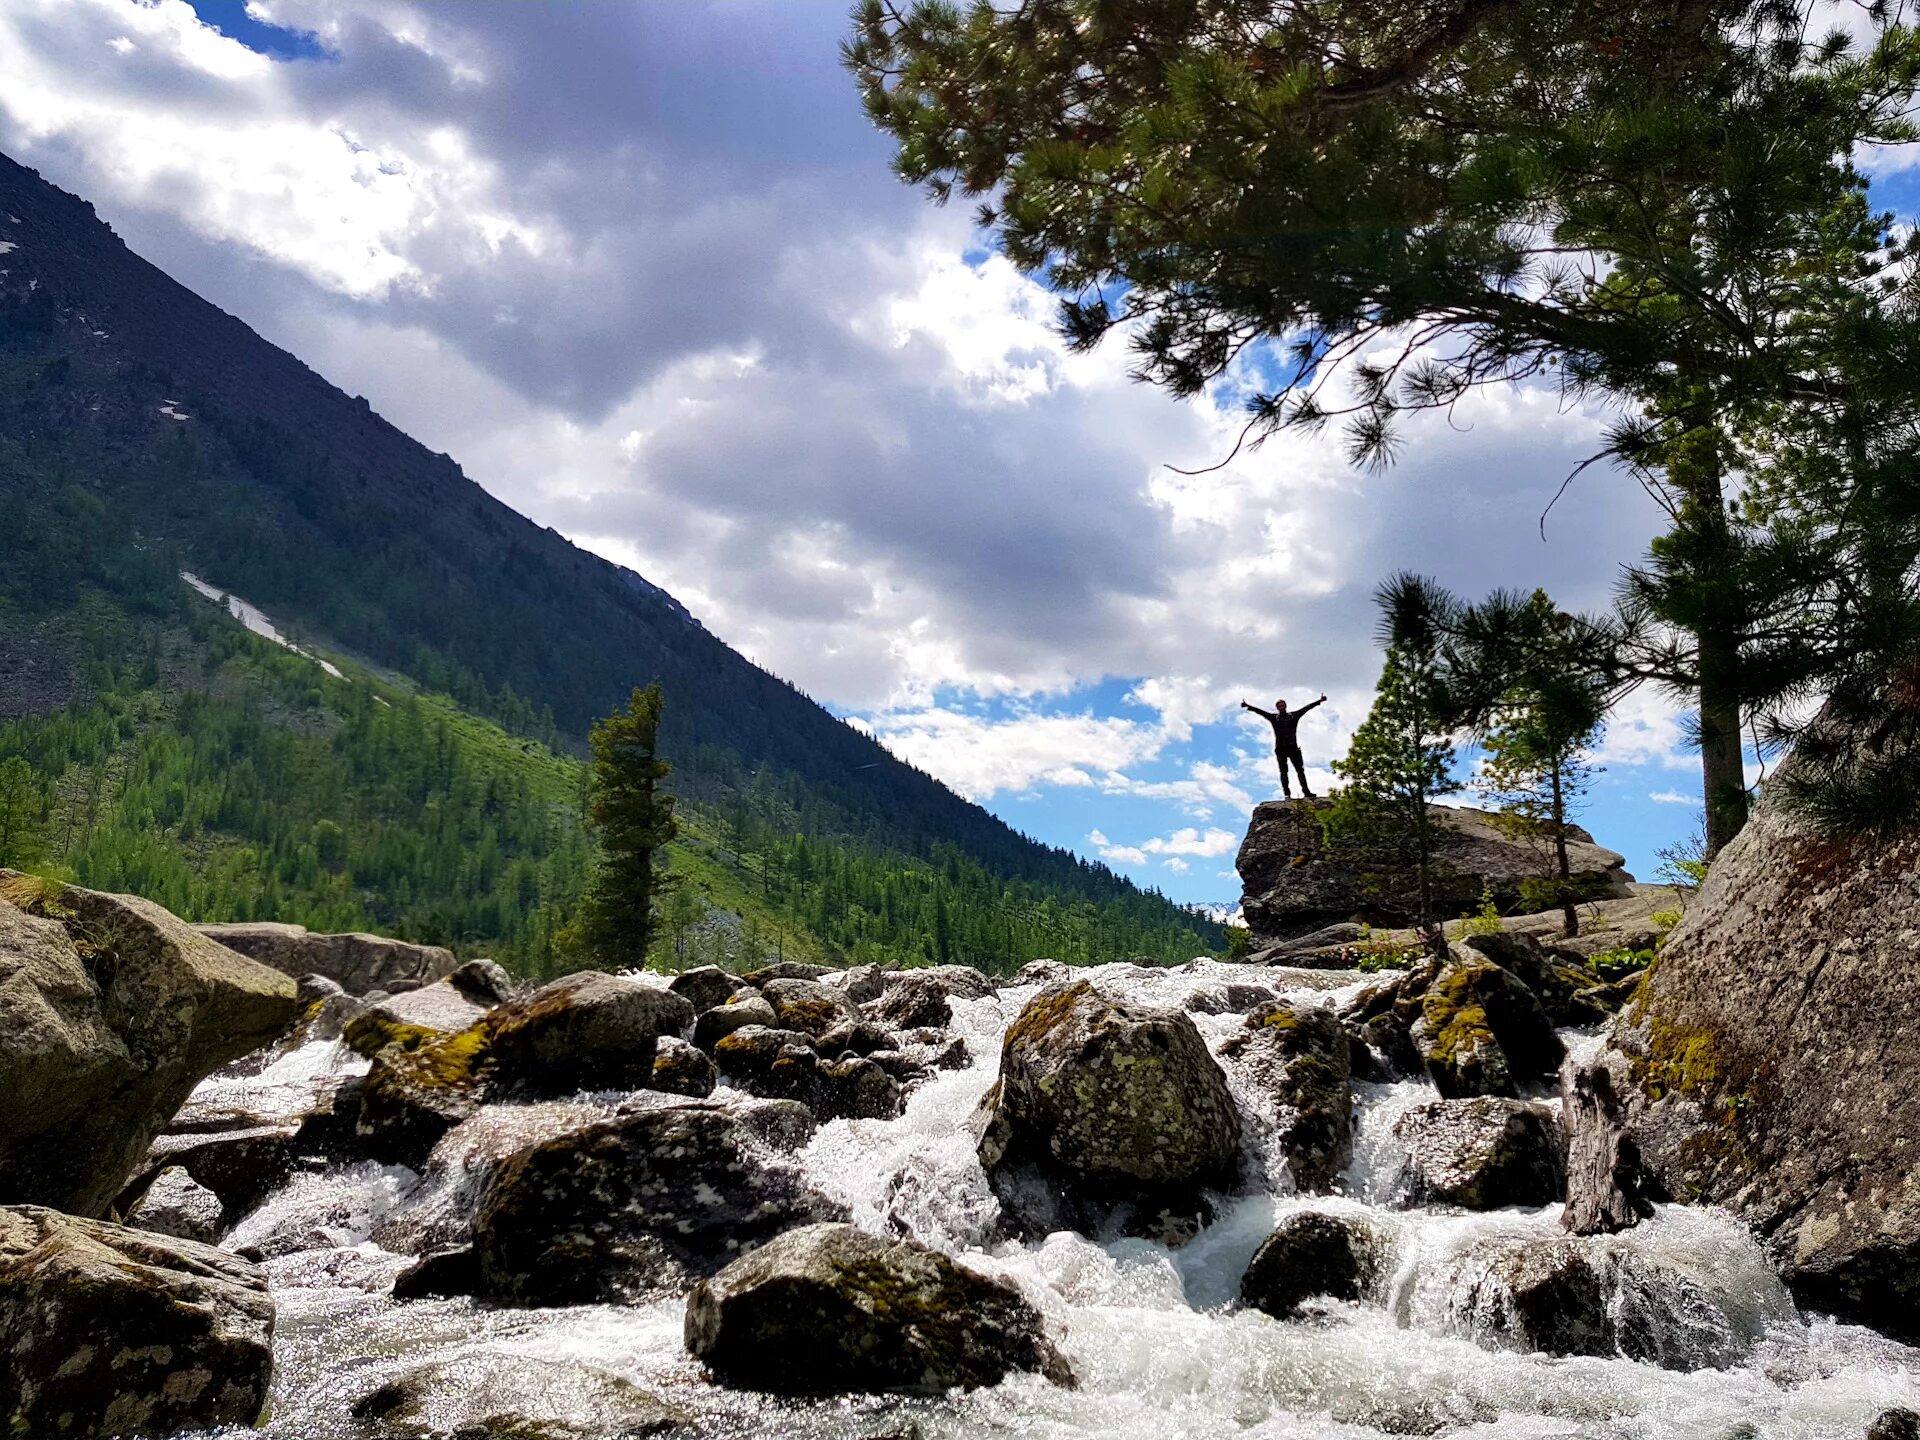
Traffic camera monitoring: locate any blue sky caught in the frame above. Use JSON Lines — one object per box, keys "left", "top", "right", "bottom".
{"left": 2, "top": 2, "right": 1911, "bottom": 909}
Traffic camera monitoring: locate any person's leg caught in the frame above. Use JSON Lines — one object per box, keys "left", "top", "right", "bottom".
{"left": 1274, "top": 747, "right": 1292, "bottom": 798}
{"left": 1289, "top": 747, "right": 1314, "bottom": 799}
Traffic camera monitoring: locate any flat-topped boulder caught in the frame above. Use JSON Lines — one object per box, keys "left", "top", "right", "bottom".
{"left": 1237, "top": 799, "right": 1632, "bottom": 941}
{"left": 0, "top": 873, "right": 300, "bottom": 1217}
{"left": 196, "top": 920, "right": 456, "bottom": 994}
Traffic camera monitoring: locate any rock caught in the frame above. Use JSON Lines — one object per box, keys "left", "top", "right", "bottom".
{"left": 124, "top": 1165, "right": 223, "bottom": 1243}
{"left": 297, "top": 971, "right": 345, "bottom": 1005}
{"left": 826, "top": 963, "right": 887, "bottom": 1003}
{"left": 685, "top": 1222, "right": 1072, "bottom": 1394}
{"left": 0, "top": 1205, "right": 274, "bottom": 1436}
{"left": 711, "top": 1024, "right": 822, "bottom": 1102}
{"left": 896, "top": 964, "right": 996, "bottom": 1000}
{"left": 389, "top": 1244, "right": 481, "bottom": 1300}
{"left": 1409, "top": 956, "right": 1564, "bottom": 1098}
{"left": 1560, "top": 1052, "right": 1657, "bottom": 1236}
{"left": 759, "top": 977, "right": 860, "bottom": 1037}
{"left": 978, "top": 979, "right": 1242, "bottom": 1238}
{"left": 472, "top": 1101, "right": 846, "bottom": 1304}
{"left": 354, "top": 1027, "right": 490, "bottom": 1167}
{"left": 343, "top": 979, "right": 491, "bottom": 1057}
{"left": 1244, "top": 922, "right": 1368, "bottom": 967}
{"left": 1236, "top": 799, "right": 1632, "bottom": 941}
{"left": 350, "top": 1355, "right": 687, "bottom": 1439}
{"left": 668, "top": 964, "right": 740, "bottom": 1014}
{"left": 124, "top": 1121, "right": 303, "bottom": 1222}
{"left": 1452, "top": 1237, "right": 1612, "bottom": 1359}
{"left": 1463, "top": 930, "right": 1619, "bottom": 1026}
{"left": 817, "top": 1018, "right": 900, "bottom": 1057}
{"left": 196, "top": 919, "right": 455, "bottom": 994}
{"left": 1393, "top": 1098, "right": 1565, "bottom": 1209}
{"left": 487, "top": 971, "right": 694, "bottom": 1097}
{"left": 1183, "top": 981, "right": 1280, "bottom": 1016}
{"left": 0, "top": 874, "right": 301, "bottom": 1216}
{"left": 1869, "top": 1410, "right": 1920, "bottom": 1440}
{"left": 865, "top": 974, "right": 952, "bottom": 1030}
{"left": 1012, "top": 959, "right": 1070, "bottom": 987}
{"left": 1216, "top": 1001, "right": 1353, "bottom": 1192}
{"left": 447, "top": 957, "right": 515, "bottom": 1005}
{"left": 651, "top": 1035, "right": 717, "bottom": 1097}
{"left": 740, "top": 961, "right": 833, "bottom": 985}
{"left": 692, "top": 992, "right": 778, "bottom": 1050}
{"left": 1240, "top": 1210, "right": 1381, "bottom": 1317}
{"left": 1564, "top": 748, "right": 1920, "bottom": 1337}
{"left": 815, "top": 1056, "right": 904, "bottom": 1121}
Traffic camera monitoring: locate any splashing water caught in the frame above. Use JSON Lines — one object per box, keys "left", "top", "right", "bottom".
{"left": 191, "top": 958, "right": 1920, "bottom": 1438}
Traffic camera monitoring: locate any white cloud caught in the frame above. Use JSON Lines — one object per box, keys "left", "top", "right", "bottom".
{"left": 1592, "top": 688, "right": 1696, "bottom": 772}
{"left": 861, "top": 708, "right": 1167, "bottom": 801}
{"left": 1090, "top": 824, "right": 1240, "bottom": 868}
{"left": 1648, "top": 789, "right": 1695, "bottom": 805}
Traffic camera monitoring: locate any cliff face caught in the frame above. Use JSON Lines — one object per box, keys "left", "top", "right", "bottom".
{"left": 1235, "top": 799, "right": 1633, "bottom": 941}
{"left": 1563, "top": 780, "right": 1920, "bottom": 1338}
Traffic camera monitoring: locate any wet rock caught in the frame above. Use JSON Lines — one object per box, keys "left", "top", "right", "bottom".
{"left": 686, "top": 1222, "right": 1072, "bottom": 1395}
{"left": 815, "top": 1055, "right": 904, "bottom": 1121}
{"left": 350, "top": 1355, "right": 688, "bottom": 1439}
{"left": 1393, "top": 1098, "right": 1565, "bottom": 1210}
{"left": 1012, "top": 959, "right": 1071, "bottom": 987}
{"left": 896, "top": 964, "right": 996, "bottom": 1000}
{"left": 487, "top": 971, "right": 694, "bottom": 1096}
{"left": 297, "top": 972, "right": 346, "bottom": 1005}
{"left": 865, "top": 974, "right": 952, "bottom": 1030}
{"left": 740, "top": 961, "right": 833, "bottom": 985}
{"left": 668, "top": 964, "right": 741, "bottom": 1014}
{"left": 1463, "top": 931, "right": 1619, "bottom": 1026}
{"left": 692, "top": 992, "right": 778, "bottom": 1050}
{"left": 760, "top": 977, "right": 860, "bottom": 1037}
{"left": 827, "top": 963, "right": 887, "bottom": 1003}
{"left": 389, "top": 1245, "right": 481, "bottom": 1300}
{"left": 1410, "top": 957, "right": 1564, "bottom": 1099}
{"left": 1869, "top": 1410, "right": 1920, "bottom": 1440}
{"left": 651, "top": 1034, "right": 718, "bottom": 1097}
{"left": 978, "top": 978, "right": 1241, "bottom": 1238}
{"left": 1217, "top": 1001, "right": 1353, "bottom": 1193}
{"left": 818, "top": 1018, "right": 900, "bottom": 1058}
{"left": 1240, "top": 1210, "right": 1381, "bottom": 1318}
{"left": 126, "top": 1120, "right": 303, "bottom": 1222}
{"left": 1453, "top": 1237, "right": 1612, "bottom": 1359}
{"left": 0, "top": 874, "right": 301, "bottom": 1216}
{"left": 0, "top": 1205, "right": 275, "bottom": 1437}
{"left": 1184, "top": 981, "right": 1280, "bottom": 1016}
{"left": 343, "top": 979, "right": 490, "bottom": 1057}
{"left": 196, "top": 919, "right": 455, "bottom": 994}
{"left": 447, "top": 957, "right": 515, "bottom": 1006}
{"left": 354, "top": 1029, "right": 489, "bottom": 1167}
{"left": 472, "top": 1101, "right": 846, "bottom": 1304}
{"left": 711, "top": 1024, "right": 822, "bottom": 1103}
{"left": 124, "top": 1164, "right": 223, "bottom": 1243}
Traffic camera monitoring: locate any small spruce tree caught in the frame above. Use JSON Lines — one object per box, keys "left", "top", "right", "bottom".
{"left": 0, "top": 757, "right": 44, "bottom": 870}
{"left": 1477, "top": 674, "right": 1605, "bottom": 937}
{"left": 1323, "top": 644, "right": 1461, "bottom": 958}
{"left": 579, "top": 684, "right": 678, "bottom": 970}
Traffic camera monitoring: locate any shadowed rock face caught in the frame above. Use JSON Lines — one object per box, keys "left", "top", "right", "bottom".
{"left": 195, "top": 921, "right": 455, "bottom": 995}
{"left": 1564, "top": 782, "right": 1920, "bottom": 1339}
{"left": 0, "top": 1205, "right": 276, "bottom": 1438}
{"left": 685, "top": 1222, "right": 1073, "bottom": 1395}
{"left": 1236, "top": 800, "right": 1633, "bottom": 941}
{"left": 0, "top": 874, "right": 300, "bottom": 1217}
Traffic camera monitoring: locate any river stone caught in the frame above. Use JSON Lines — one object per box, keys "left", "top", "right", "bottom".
{"left": 740, "top": 961, "right": 833, "bottom": 984}
{"left": 1869, "top": 1410, "right": 1920, "bottom": 1440}
{"left": 487, "top": 971, "right": 694, "bottom": 1096}
{"left": 711, "top": 1024, "right": 821, "bottom": 1101}
{"left": 1394, "top": 1098, "right": 1564, "bottom": 1209}
{"left": 350, "top": 1354, "right": 688, "bottom": 1439}
{"left": 978, "top": 978, "right": 1242, "bottom": 1239}
{"left": 866, "top": 974, "right": 952, "bottom": 1030}
{"left": 447, "top": 957, "right": 515, "bottom": 1005}
{"left": 353, "top": 1025, "right": 491, "bottom": 1167}
{"left": 0, "top": 1205, "right": 275, "bottom": 1437}
{"left": 1410, "top": 956, "right": 1564, "bottom": 1098}
{"left": 1463, "top": 931, "right": 1620, "bottom": 1026}
{"left": 816, "top": 1055, "right": 904, "bottom": 1121}
{"left": 0, "top": 874, "right": 301, "bottom": 1217}
{"left": 826, "top": 963, "right": 888, "bottom": 1003}
{"left": 1216, "top": 1001, "right": 1354, "bottom": 1193}
{"left": 818, "top": 1017, "right": 899, "bottom": 1057}
{"left": 124, "top": 1165, "right": 223, "bottom": 1243}
{"left": 685, "top": 1222, "right": 1073, "bottom": 1395}
{"left": 693, "top": 992, "right": 778, "bottom": 1050}
{"left": 127, "top": 1120, "right": 303, "bottom": 1221}
{"left": 472, "top": 1101, "right": 846, "bottom": 1305}
{"left": 196, "top": 919, "right": 455, "bottom": 994}
{"left": 896, "top": 964, "right": 996, "bottom": 999}
{"left": 1560, "top": 744, "right": 1920, "bottom": 1340}
{"left": 1240, "top": 1210, "right": 1381, "bottom": 1318}
{"left": 760, "top": 977, "right": 860, "bottom": 1037}
{"left": 667, "top": 965, "right": 740, "bottom": 1014}
{"left": 1012, "top": 959, "right": 1071, "bottom": 987}
{"left": 651, "top": 1035, "right": 717, "bottom": 1097}
{"left": 343, "top": 979, "right": 490, "bottom": 1057}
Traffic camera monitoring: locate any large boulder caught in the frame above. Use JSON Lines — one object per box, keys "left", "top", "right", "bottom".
{"left": 0, "top": 1205, "right": 275, "bottom": 1436}
{"left": 685, "top": 1223, "right": 1072, "bottom": 1394}
{"left": 486, "top": 971, "right": 694, "bottom": 1096}
{"left": 1393, "top": 1098, "right": 1565, "bottom": 1210}
{"left": 0, "top": 874, "right": 300, "bottom": 1217}
{"left": 978, "top": 978, "right": 1242, "bottom": 1238}
{"left": 471, "top": 1100, "right": 845, "bottom": 1305}
{"left": 1240, "top": 1209, "right": 1382, "bottom": 1318}
{"left": 341, "top": 979, "right": 490, "bottom": 1057}
{"left": 1236, "top": 800, "right": 1632, "bottom": 940}
{"left": 196, "top": 920, "right": 455, "bottom": 994}
{"left": 1562, "top": 770, "right": 1920, "bottom": 1338}
{"left": 1408, "top": 956, "right": 1564, "bottom": 1098}
{"left": 1462, "top": 930, "right": 1623, "bottom": 1026}
{"left": 1216, "top": 1001, "right": 1354, "bottom": 1192}
{"left": 350, "top": 1355, "right": 687, "bottom": 1439}
{"left": 759, "top": 977, "right": 860, "bottom": 1037}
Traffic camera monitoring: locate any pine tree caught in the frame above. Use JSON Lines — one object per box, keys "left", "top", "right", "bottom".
{"left": 1323, "top": 644, "right": 1460, "bottom": 957}
{"left": 579, "top": 684, "right": 678, "bottom": 970}
{"left": 0, "top": 756, "right": 44, "bottom": 870}
{"left": 1477, "top": 682, "right": 1605, "bottom": 937}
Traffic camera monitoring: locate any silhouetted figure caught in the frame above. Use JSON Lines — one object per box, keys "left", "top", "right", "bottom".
{"left": 1242, "top": 695, "right": 1327, "bottom": 799}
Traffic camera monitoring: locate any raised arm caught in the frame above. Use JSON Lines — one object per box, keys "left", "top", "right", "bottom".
{"left": 1296, "top": 695, "right": 1328, "bottom": 716}
{"left": 1240, "top": 700, "right": 1277, "bottom": 721}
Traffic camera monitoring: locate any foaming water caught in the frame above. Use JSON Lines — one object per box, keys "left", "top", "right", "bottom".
{"left": 188, "top": 958, "right": 1920, "bottom": 1438}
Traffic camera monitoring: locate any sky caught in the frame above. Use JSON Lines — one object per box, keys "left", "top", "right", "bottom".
{"left": 2, "top": 1, "right": 1914, "bottom": 909}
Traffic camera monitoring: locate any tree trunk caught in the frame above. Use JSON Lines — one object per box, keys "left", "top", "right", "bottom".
{"left": 1697, "top": 634, "right": 1748, "bottom": 859}
{"left": 1551, "top": 761, "right": 1578, "bottom": 937}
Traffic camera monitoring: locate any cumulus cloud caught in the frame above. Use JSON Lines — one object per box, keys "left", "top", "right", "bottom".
{"left": 1089, "top": 825, "right": 1241, "bottom": 869}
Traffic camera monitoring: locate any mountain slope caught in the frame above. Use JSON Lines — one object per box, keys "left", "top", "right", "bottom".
{"left": 0, "top": 151, "right": 1219, "bottom": 961}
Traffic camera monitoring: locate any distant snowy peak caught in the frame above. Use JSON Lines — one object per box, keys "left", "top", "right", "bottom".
{"left": 181, "top": 572, "right": 345, "bottom": 680}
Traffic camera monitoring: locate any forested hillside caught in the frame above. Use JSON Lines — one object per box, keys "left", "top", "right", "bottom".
{"left": 0, "top": 151, "right": 1220, "bottom": 970}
